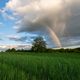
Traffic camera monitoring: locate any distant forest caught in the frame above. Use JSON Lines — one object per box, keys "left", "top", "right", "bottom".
{"left": 6, "top": 47, "right": 80, "bottom": 53}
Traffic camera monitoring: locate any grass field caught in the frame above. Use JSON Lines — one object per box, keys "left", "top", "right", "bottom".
{"left": 0, "top": 52, "right": 80, "bottom": 80}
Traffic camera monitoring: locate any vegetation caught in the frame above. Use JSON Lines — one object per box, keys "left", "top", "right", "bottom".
{"left": 6, "top": 48, "right": 16, "bottom": 52}
{"left": 0, "top": 52, "right": 80, "bottom": 80}
{"left": 3, "top": 36, "right": 80, "bottom": 80}
{"left": 6, "top": 47, "right": 80, "bottom": 53}
{"left": 31, "top": 36, "right": 47, "bottom": 52}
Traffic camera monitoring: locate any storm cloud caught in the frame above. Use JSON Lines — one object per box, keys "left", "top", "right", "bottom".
{"left": 5, "top": 0, "right": 80, "bottom": 48}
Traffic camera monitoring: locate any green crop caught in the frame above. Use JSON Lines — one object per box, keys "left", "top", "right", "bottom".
{"left": 0, "top": 52, "right": 80, "bottom": 80}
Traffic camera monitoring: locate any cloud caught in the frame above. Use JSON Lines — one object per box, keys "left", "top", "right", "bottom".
{"left": 2, "top": 12, "right": 15, "bottom": 20}
{"left": 61, "top": 36, "right": 80, "bottom": 47}
{"left": 7, "top": 34, "right": 38, "bottom": 43}
{"left": 7, "top": 35, "right": 28, "bottom": 42}
{"left": 0, "top": 8, "right": 16, "bottom": 20}
{"left": 0, "top": 44, "right": 32, "bottom": 51}
{"left": 6, "top": 0, "right": 67, "bottom": 33}
{"left": 5, "top": 0, "right": 80, "bottom": 47}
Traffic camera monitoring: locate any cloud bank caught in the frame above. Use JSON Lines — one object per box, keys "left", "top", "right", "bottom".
{"left": 0, "top": 44, "right": 31, "bottom": 51}
{"left": 4, "top": 0, "right": 80, "bottom": 48}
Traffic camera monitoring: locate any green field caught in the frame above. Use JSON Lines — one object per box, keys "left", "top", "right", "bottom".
{"left": 0, "top": 52, "right": 80, "bottom": 80}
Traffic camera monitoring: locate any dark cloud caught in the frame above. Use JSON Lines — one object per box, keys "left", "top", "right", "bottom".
{"left": 65, "top": 15, "right": 80, "bottom": 37}
{"left": 15, "top": 1, "right": 80, "bottom": 37}
{"left": 8, "top": 36, "right": 28, "bottom": 42}
{"left": 8, "top": 34, "right": 39, "bottom": 43}
{"left": 61, "top": 36, "right": 80, "bottom": 47}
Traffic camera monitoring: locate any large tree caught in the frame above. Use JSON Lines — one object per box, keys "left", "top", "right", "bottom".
{"left": 31, "top": 36, "right": 47, "bottom": 52}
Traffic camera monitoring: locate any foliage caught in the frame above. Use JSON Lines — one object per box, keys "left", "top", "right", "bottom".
{"left": 5, "top": 47, "right": 80, "bottom": 53}
{"left": 6, "top": 48, "right": 16, "bottom": 52}
{"left": 31, "top": 36, "right": 47, "bottom": 52}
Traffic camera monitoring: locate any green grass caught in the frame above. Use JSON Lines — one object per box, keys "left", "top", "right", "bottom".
{"left": 0, "top": 52, "right": 80, "bottom": 80}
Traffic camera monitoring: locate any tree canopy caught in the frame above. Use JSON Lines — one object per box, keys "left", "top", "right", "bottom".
{"left": 31, "top": 36, "right": 47, "bottom": 52}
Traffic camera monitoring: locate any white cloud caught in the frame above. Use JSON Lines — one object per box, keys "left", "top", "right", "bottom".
{"left": 0, "top": 8, "right": 16, "bottom": 20}
{"left": 3, "top": 12, "right": 15, "bottom": 20}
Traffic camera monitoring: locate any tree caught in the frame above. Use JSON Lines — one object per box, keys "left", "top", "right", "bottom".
{"left": 6, "top": 48, "right": 16, "bottom": 52}
{"left": 31, "top": 36, "right": 47, "bottom": 52}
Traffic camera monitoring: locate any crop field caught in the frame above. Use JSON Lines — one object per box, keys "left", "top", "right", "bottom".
{"left": 0, "top": 52, "right": 80, "bottom": 80}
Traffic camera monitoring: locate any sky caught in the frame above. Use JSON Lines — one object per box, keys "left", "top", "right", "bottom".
{"left": 0, "top": 0, "right": 80, "bottom": 50}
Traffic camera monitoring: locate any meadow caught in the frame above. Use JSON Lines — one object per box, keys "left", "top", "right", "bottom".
{"left": 0, "top": 52, "right": 80, "bottom": 80}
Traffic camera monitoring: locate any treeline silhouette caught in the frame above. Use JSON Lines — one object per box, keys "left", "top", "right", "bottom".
{"left": 5, "top": 36, "right": 80, "bottom": 53}
{"left": 5, "top": 47, "right": 80, "bottom": 53}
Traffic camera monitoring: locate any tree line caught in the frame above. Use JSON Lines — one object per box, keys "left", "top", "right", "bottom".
{"left": 6, "top": 36, "right": 80, "bottom": 53}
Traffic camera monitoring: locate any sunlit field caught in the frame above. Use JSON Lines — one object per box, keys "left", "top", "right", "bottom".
{"left": 0, "top": 52, "right": 80, "bottom": 80}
